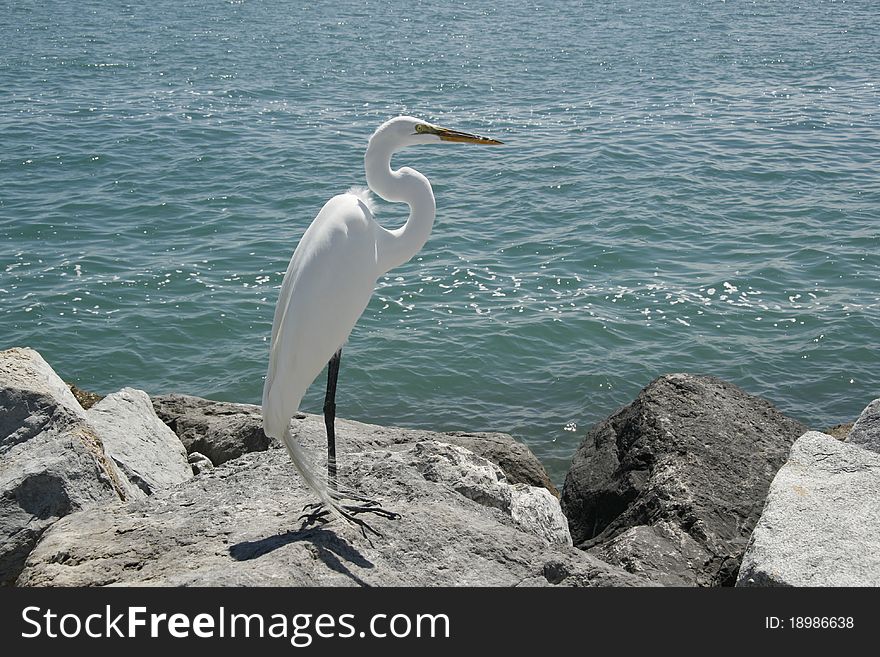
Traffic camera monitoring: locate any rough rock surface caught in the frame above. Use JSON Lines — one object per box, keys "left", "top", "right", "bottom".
{"left": 0, "top": 348, "right": 132, "bottom": 585}
{"left": 440, "top": 431, "right": 558, "bottom": 496}
{"left": 19, "top": 441, "right": 644, "bottom": 587}
{"left": 87, "top": 388, "right": 192, "bottom": 495}
{"left": 153, "top": 393, "right": 557, "bottom": 495}
{"left": 412, "top": 441, "right": 570, "bottom": 546}
{"left": 2, "top": 347, "right": 85, "bottom": 440}
{"left": 562, "top": 373, "right": 808, "bottom": 586}
{"left": 587, "top": 522, "right": 711, "bottom": 587}
{"left": 737, "top": 431, "right": 880, "bottom": 587}
{"left": 847, "top": 398, "right": 880, "bottom": 453}
{"left": 288, "top": 412, "right": 559, "bottom": 495}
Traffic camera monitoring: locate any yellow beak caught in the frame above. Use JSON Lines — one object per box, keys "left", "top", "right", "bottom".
{"left": 433, "top": 126, "right": 503, "bottom": 145}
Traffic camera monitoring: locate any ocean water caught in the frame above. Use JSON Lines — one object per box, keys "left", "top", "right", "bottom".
{"left": 2, "top": 0, "right": 878, "bottom": 485}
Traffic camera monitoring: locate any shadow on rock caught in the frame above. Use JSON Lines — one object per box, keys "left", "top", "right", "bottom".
{"left": 229, "top": 527, "right": 375, "bottom": 586}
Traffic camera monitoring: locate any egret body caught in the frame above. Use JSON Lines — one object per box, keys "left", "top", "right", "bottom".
{"left": 261, "top": 116, "right": 501, "bottom": 534}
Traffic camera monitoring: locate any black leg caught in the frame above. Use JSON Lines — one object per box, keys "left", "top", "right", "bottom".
{"left": 298, "top": 346, "right": 400, "bottom": 538}
{"left": 323, "top": 348, "right": 342, "bottom": 490}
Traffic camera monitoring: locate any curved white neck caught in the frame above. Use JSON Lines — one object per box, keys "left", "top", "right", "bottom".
{"left": 365, "top": 136, "right": 436, "bottom": 275}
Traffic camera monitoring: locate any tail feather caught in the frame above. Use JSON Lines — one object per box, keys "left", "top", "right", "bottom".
{"left": 280, "top": 425, "right": 346, "bottom": 520}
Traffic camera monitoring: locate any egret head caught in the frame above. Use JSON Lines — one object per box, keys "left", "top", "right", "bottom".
{"left": 371, "top": 115, "right": 503, "bottom": 149}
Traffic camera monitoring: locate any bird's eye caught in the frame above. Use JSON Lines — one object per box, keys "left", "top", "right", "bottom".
{"left": 415, "top": 124, "right": 430, "bottom": 134}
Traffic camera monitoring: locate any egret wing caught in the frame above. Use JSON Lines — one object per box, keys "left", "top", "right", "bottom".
{"left": 262, "top": 194, "right": 378, "bottom": 438}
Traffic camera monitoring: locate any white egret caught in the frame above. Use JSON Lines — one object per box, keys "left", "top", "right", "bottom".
{"left": 262, "top": 116, "right": 502, "bottom": 536}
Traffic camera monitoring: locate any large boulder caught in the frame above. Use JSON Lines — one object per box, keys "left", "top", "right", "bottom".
{"left": 562, "top": 373, "right": 808, "bottom": 586}
{"left": 153, "top": 394, "right": 558, "bottom": 496}
{"left": 0, "top": 348, "right": 134, "bottom": 585}
{"left": 87, "top": 388, "right": 192, "bottom": 495}
{"left": 847, "top": 398, "right": 880, "bottom": 453}
{"left": 737, "top": 431, "right": 880, "bottom": 587}
{"left": 19, "top": 441, "right": 643, "bottom": 587}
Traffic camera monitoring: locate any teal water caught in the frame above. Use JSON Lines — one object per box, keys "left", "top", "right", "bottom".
{"left": 2, "top": 0, "right": 878, "bottom": 485}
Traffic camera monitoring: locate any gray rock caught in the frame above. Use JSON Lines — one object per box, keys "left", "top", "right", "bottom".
{"left": 411, "top": 441, "right": 570, "bottom": 546}
{"left": 737, "top": 431, "right": 880, "bottom": 587}
{"left": 0, "top": 347, "right": 133, "bottom": 585}
{"left": 153, "top": 393, "right": 557, "bottom": 496}
{"left": 531, "top": 552, "right": 652, "bottom": 587}
{"left": 151, "top": 394, "right": 278, "bottom": 465}
{"left": 440, "top": 431, "right": 559, "bottom": 496}
{"left": 562, "top": 373, "right": 808, "bottom": 586}
{"left": 847, "top": 398, "right": 880, "bottom": 453}
{"left": 587, "top": 522, "right": 712, "bottom": 587}
{"left": 188, "top": 452, "right": 214, "bottom": 475}
{"left": 1, "top": 347, "right": 85, "bottom": 444}
{"left": 508, "top": 484, "right": 571, "bottom": 547}
{"left": 19, "top": 441, "right": 643, "bottom": 586}
{"left": 286, "top": 412, "right": 558, "bottom": 495}
{"left": 87, "top": 388, "right": 192, "bottom": 495}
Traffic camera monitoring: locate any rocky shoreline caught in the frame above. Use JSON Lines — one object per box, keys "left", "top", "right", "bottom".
{"left": 2, "top": 346, "right": 878, "bottom": 586}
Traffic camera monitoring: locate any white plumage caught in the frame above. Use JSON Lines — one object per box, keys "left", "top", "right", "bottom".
{"left": 261, "top": 116, "right": 501, "bottom": 527}
{"left": 262, "top": 192, "right": 378, "bottom": 439}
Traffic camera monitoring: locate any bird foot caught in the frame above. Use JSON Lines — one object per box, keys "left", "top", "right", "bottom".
{"left": 298, "top": 496, "right": 400, "bottom": 538}
{"left": 298, "top": 502, "right": 332, "bottom": 529}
